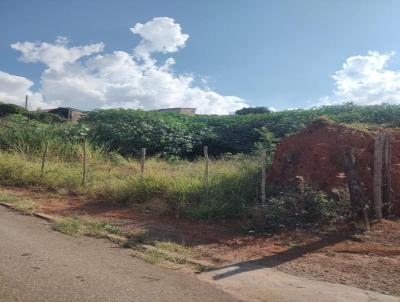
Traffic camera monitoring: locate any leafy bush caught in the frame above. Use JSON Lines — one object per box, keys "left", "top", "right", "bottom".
{"left": 83, "top": 109, "right": 213, "bottom": 157}
{"left": 0, "top": 102, "right": 27, "bottom": 117}
{"left": 3, "top": 102, "right": 400, "bottom": 159}
{"left": 248, "top": 184, "right": 337, "bottom": 231}
{"left": 235, "top": 107, "right": 271, "bottom": 115}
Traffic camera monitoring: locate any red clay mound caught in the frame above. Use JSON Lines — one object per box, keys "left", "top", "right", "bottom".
{"left": 268, "top": 119, "right": 400, "bottom": 215}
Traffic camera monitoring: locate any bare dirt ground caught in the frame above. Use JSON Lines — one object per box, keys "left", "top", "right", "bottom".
{"left": 1, "top": 185, "right": 399, "bottom": 297}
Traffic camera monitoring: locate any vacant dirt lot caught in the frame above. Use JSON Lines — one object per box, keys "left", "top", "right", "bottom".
{"left": 1, "top": 186, "right": 399, "bottom": 297}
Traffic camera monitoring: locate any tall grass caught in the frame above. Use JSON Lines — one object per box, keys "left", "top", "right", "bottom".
{"left": 0, "top": 151, "right": 260, "bottom": 219}
{"left": 0, "top": 115, "right": 108, "bottom": 161}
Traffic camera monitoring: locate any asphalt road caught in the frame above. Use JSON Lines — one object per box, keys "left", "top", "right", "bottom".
{"left": 0, "top": 206, "right": 237, "bottom": 302}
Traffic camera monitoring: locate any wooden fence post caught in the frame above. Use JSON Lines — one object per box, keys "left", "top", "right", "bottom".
{"left": 140, "top": 148, "right": 146, "bottom": 177}
{"left": 261, "top": 150, "right": 266, "bottom": 204}
{"left": 25, "top": 95, "right": 28, "bottom": 110}
{"left": 204, "top": 146, "right": 209, "bottom": 196}
{"left": 344, "top": 149, "right": 370, "bottom": 230}
{"left": 82, "top": 139, "right": 88, "bottom": 186}
{"left": 373, "top": 133, "right": 384, "bottom": 220}
{"left": 40, "top": 141, "right": 48, "bottom": 175}
{"left": 383, "top": 133, "right": 392, "bottom": 209}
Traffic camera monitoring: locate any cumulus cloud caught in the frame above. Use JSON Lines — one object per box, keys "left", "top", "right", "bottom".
{"left": 8, "top": 17, "right": 247, "bottom": 114}
{"left": 130, "top": 17, "right": 189, "bottom": 59}
{"left": 11, "top": 37, "right": 104, "bottom": 71}
{"left": 38, "top": 50, "right": 247, "bottom": 114}
{"left": 0, "top": 70, "right": 52, "bottom": 109}
{"left": 320, "top": 51, "right": 400, "bottom": 106}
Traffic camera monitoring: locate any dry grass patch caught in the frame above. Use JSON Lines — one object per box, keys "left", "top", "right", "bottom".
{"left": 154, "top": 241, "right": 197, "bottom": 258}
{"left": 0, "top": 192, "right": 39, "bottom": 214}
{"left": 11, "top": 200, "right": 39, "bottom": 214}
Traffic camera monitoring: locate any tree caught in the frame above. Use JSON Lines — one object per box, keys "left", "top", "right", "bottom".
{"left": 235, "top": 107, "right": 271, "bottom": 115}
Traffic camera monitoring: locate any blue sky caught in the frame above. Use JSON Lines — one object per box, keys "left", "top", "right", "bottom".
{"left": 1, "top": 0, "right": 400, "bottom": 113}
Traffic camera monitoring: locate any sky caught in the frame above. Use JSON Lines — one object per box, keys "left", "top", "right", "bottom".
{"left": 2, "top": 0, "right": 400, "bottom": 114}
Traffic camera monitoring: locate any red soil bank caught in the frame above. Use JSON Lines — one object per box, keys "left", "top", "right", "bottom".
{"left": 269, "top": 120, "right": 400, "bottom": 215}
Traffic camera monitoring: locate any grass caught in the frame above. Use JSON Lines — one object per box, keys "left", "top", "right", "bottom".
{"left": 0, "top": 151, "right": 261, "bottom": 220}
{"left": 52, "top": 215, "right": 191, "bottom": 267}
{"left": 153, "top": 241, "right": 197, "bottom": 258}
{"left": 53, "top": 216, "right": 122, "bottom": 237}
{"left": 0, "top": 192, "right": 39, "bottom": 214}
{"left": 11, "top": 200, "right": 39, "bottom": 214}
{"left": 0, "top": 193, "right": 18, "bottom": 202}
{"left": 131, "top": 245, "right": 188, "bottom": 266}
{"left": 53, "top": 217, "right": 81, "bottom": 235}
{"left": 138, "top": 249, "right": 170, "bottom": 265}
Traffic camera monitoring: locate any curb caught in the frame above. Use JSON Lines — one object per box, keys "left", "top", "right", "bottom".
{"left": 0, "top": 202, "right": 13, "bottom": 208}
{"left": 33, "top": 212, "right": 56, "bottom": 221}
{"left": 1, "top": 202, "right": 56, "bottom": 222}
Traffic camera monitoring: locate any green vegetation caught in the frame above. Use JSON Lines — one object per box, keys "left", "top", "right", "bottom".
{"left": 235, "top": 106, "right": 271, "bottom": 115}
{"left": 83, "top": 109, "right": 212, "bottom": 157}
{"left": 131, "top": 247, "right": 172, "bottom": 265}
{"left": 1, "top": 102, "right": 398, "bottom": 228}
{"left": 154, "top": 241, "right": 197, "bottom": 258}
{"left": 0, "top": 192, "right": 38, "bottom": 214}
{"left": 0, "top": 193, "right": 18, "bottom": 202}
{"left": 130, "top": 244, "right": 189, "bottom": 266}
{"left": 53, "top": 216, "right": 122, "bottom": 237}
{"left": 0, "top": 151, "right": 260, "bottom": 219}
{"left": 83, "top": 102, "right": 400, "bottom": 157}
{"left": 248, "top": 183, "right": 337, "bottom": 231}
{"left": 10, "top": 199, "right": 39, "bottom": 214}
{"left": 0, "top": 101, "right": 64, "bottom": 123}
{"left": 2, "top": 102, "right": 400, "bottom": 159}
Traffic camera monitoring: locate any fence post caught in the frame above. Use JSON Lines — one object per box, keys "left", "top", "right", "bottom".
{"left": 82, "top": 139, "right": 88, "bottom": 186}
{"left": 204, "top": 146, "right": 209, "bottom": 196}
{"left": 344, "top": 149, "right": 370, "bottom": 230}
{"left": 373, "top": 133, "right": 384, "bottom": 220}
{"left": 40, "top": 140, "right": 48, "bottom": 175}
{"left": 140, "top": 148, "right": 146, "bottom": 177}
{"left": 383, "top": 133, "right": 392, "bottom": 210}
{"left": 261, "top": 150, "right": 266, "bottom": 204}
{"left": 25, "top": 95, "right": 28, "bottom": 110}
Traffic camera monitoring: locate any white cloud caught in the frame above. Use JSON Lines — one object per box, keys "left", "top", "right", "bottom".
{"left": 321, "top": 51, "right": 400, "bottom": 106}
{"left": 8, "top": 17, "right": 247, "bottom": 114}
{"left": 11, "top": 37, "right": 104, "bottom": 71}
{"left": 0, "top": 70, "right": 51, "bottom": 110}
{"left": 130, "top": 17, "right": 189, "bottom": 59}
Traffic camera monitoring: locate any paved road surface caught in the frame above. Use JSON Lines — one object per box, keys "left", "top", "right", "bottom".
{"left": 0, "top": 206, "right": 237, "bottom": 302}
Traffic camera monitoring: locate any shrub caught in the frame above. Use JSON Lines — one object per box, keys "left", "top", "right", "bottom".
{"left": 248, "top": 184, "right": 337, "bottom": 231}
{"left": 82, "top": 109, "right": 213, "bottom": 157}
{"left": 0, "top": 102, "right": 27, "bottom": 117}
{"left": 235, "top": 107, "right": 271, "bottom": 115}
